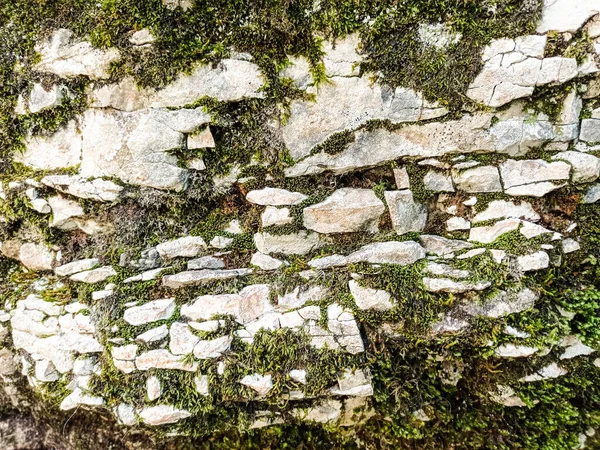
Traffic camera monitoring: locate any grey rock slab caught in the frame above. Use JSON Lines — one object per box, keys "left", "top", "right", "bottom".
{"left": 393, "top": 167, "right": 410, "bottom": 189}
{"left": 552, "top": 151, "right": 600, "bottom": 183}
{"left": 446, "top": 217, "right": 471, "bottom": 231}
{"left": 162, "top": 268, "right": 253, "bottom": 288}
{"left": 580, "top": 118, "right": 600, "bottom": 142}
{"left": 194, "top": 375, "right": 210, "bottom": 396}
{"left": 115, "top": 403, "right": 137, "bottom": 426}
{"left": 254, "top": 231, "right": 323, "bottom": 255}
{"left": 384, "top": 190, "right": 428, "bottom": 235}
{"left": 559, "top": 335, "right": 595, "bottom": 360}
{"left": 472, "top": 200, "right": 540, "bottom": 223}
{"left": 138, "top": 405, "right": 192, "bottom": 426}
{"left": 70, "top": 266, "right": 116, "bottom": 283}
{"left": 47, "top": 195, "right": 85, "bottom": 230}
{"left": 500, "top": 159, "right": 571, "bottom": 189}
{"left": 462, "top": 288, "right": 538, "bottom": 318}
{"left": 584, "top": 184, "right": 600, "bottom": 203}
{"left": 322, "top": 34, "right": 363, "bottom": 77}
{"left": 246, "top": 187, "right": 307, "bottom": 206}
{"left": 303, "top": 188, "right": 385, "bottom": 234}
{"left": 156, "top": 236, "right": 207, "bottom": 259}
{"left": 346, "top": 241, "right": 426, "bottom": 265}
{"left": 420, "top": 235, "right": 473, "bottom": 256}
{"left": 348, "top": 280, "right": 393, "bottom": 311}
{"left": 54, "top": 259, "right": 100, "bottom": 277}
{"left": 504, "top": 181, "right": 565, "bottom": 197}
{"left": 453, "top": 165, "right": 502, "bottom": 193}
{"left": 423, "top": 278, "right": 491, "bottom": 293}
{"left": 34, "top": 29, "right": 120, "bottom": 79}
{"left": 308, "top": 254, "right": 348, "bottom": 270}
{"left": 123, "top": 298, "right": 176, "bottom": 326}
{"left": 187, "top": 255, "right": 225, "bottom": 270}
{"left": 277, "top": 285, "right": 328, "bottom": 310}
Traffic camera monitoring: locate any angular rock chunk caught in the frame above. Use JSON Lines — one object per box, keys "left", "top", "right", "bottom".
{"left": 348, "top": 280, "right": 393, "bottom": 311}
{"left": 135, "top": 349, "right": 198, "bottom": 371}
{"left": 169, "top": 322, "right": 199, "bottom": 355}
{"left": 136, "top": 325, "right": 169, "bottom": 343}
{"left": 500, "top": 159, "right": 571, "bottom": 190}
{"left": 537, "top": 0, "right": 600, "bottom": 33}
{"left": 251, "top": 253, "right": 284, "bottom": 270}
{"left": 162, "top": 268, "right": 253, "bottom": 288}
{"left": 138, "top": 405, "right": 192, "bottom": 426}
{"left": 19, "top": 243, "right": 55, "bottom": 271}
{"left": 41, "top": 175, "right": 123, "bottom": 202}
{"left": 187, "top": 256, "right": 225, "bottom": 270}
{"left": 423, "top": 278, "right": 491, "bottom": 293}
{"left": 469, "top": 218, "right": 521, "bottom": 244}
{"left": 453, "top": 165, "right": 502, "bottom": 193}
{"left": 193, "top": 336, "right": 233, "bottom": 359}
{"left": 303, "top": 188, "right": 385, "bottom": 234}
{"left": 580, "top": 118, "right": 600, "bottom": 142}
{"left": 420, "top": 235, "right": 473, "bottom": 256}
{"left": 495, "top": 344, "right": 538, "bottom": 358}
{"left": 384, "top": 190, "right": 428, "bottom": 235}
{"left": 517, "top": 251, "right": 550, "bottom": 272}
{"left": 552, "top": 151, "right": 600, "bottom": 183}
{"left": 261, "top": 206, "right": 292, "bottom": 227}
{"left": 462, "top": 288, "right": 538, "bottom": 318}
{"left": 156, "top": 236, "right": 206, "bottom": 259}
{"left": 423, "top": 171, "right": 454, "bottom": 192}
{"left": 473, "top": 200, "right": 540, "bottom": 223}
{"left": 240, "top": 373, "right": 273, "bottom": 396}
{"left": 124, "top": 299, "right": 176, "bottom": 326}
{"left": 519, "top": 363, "right": 567, "bottom": 382}
{"left": 70, "top": 266, "right": 116, "bottom": 283}
{"left": 54, "top": 258, "right": 100, "bottom": 277}
{"left": 254, "top": 231, "right": 323, "bottom": 255}
{"left": 246, "top": 187, "right": 307, "bottom": 206}
{"left": 346, "top": 241, "right": 426, "bottom": 265}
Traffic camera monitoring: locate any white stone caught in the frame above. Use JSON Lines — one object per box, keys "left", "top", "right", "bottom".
{"left": 423, "top": 170, "right": 454, "bottom": 192}
{"left": 552, "top": 151, "right": 600, "bottom": 183}
{"left": 34, "top": 359, "right": 59, "bottom": 382}
{"left": 147, "top": 376, "right": 162, "bottom": 401}
{"left": 209, "top": 236, "right": 233, "bottom": 249}
{"left": 294, "top": 399, "right": 342, "bottom": 424}
{"left": 240, "top": 373, "right": 273, "bottom": 396}
{"left": 193, "top": 335, "right": 232, "bottom": 359}
{"left": 16, "top": 120, "right": 81, "bottom": 170}
{"left": 169, "top": 322, "right": 199, "bottom": 355}
{"left": 348, "top": 280, "right": 393, "bottom": 311}
{"left": 60, "top": 387, "right": 104, "bottom": 410}
{"left": 20, "top": 83, "right": 67, "bottom": 114}
{"left": 473, "top": 200, "right": 540, "bottom": 223}
{"left": 384, "top": 190, "right": 428, "bottom": 235}
{"left": 136, "top": 350, "right": 198, "bottom": 371}
{"left": 322, "top": 34, "right": 362, "bottom": 76}
{"left": 156, "top": 236, "right": 207, "bottom": 259}
{"left": 289, "top": 369, "right": 307, "bottom": 384}
{"left": 559, "top": 335, "right": 595, "bottom": 360}
{"left": 393, "top": 167, "right": 410, "bottom": 189}
{"left": 47, "top": 195, "right": 85, "bottom": 230}
{"left": 246, "top": 187, "right": 307, "bottom": 206}
{"left": 251, "top": 253, "right": 284, "bottom": 270}
{"left": 124, "top": 299, "right": 176, "bottom": 326}
{"left": 469, "top": 219, "right": 521, "bottom": 244}
{"left": 111, "top": 344, "right": 138, "bottom": 360}
{"left": 188, "top": 320, "right": 225, "bottom": 332}
{"left": 162, "top": 268, "right": 253, "bottom": 288}
{"left": 424, "top": 263, "right": 469, "bottom": 279}
{"left": 423, "top": 278, "right": 491, "bottom": 293}
{"left": 138, "top": 405, "right": 192, "bottom": 426}
{"left": 562, "top": 238, "right": 581, "bottom": 254}
{"left": 517, "top": 251, "right": 550, "bottom": 272}
{"left": 500, "top": 159, "right": 571, "bottom": 190}
{"left": 115, "top": 403, "right": 137, "bottom": 426}
{"left": 34, "top": 29, "right": 120, "bottom": 79}
{"left": 19, "top": 243, "right": 55, "bottom": 271}
{"left": 462, "top": 288, "right": 538, "bottom": 318}
{"left": 54, "top": 258, "right": 99, "bottom": 277}
{"left": 254, "top": 231, "right": 322, "bottom": 255}
{"left": 446, "top": 217, "right": 471, "bottom": 231}
{"left": 123, "top": 268, "right": 168, "bottom": 283}
{"left": 188, "top": 127, "right": 215, "bottom": 149}
{"left": 261, "top": 206, "right": 292, "bottom": 227}
{"left": 495, "top": 344, "right": 538, "bottom": 358}
{"left": 420, "top": 235, "right": 473, "bottom": 256}
{"left": 130, "top": 29, "right": 155, "bottom": 46}
{"left": 584, "top": 184, "right": 600, "bottom": 203}
{"left": 303, "top": 188, "right": 385, "bottom": 234}
{"left": 520, "top": 221, "right": 553, "bottom": 239}
{"left": 580, "top": 118, "right": 600, "bottom": 142}
{"left": 490, "top": 385, "right": 527, "bottom": 407}
{"left": 453, "top": 165, "right": 502, "bottom": 192}
{"left": 277, "top": 285, "right": 328, "bottom": 310}
{"left": 537, "top": 0, "right": 600, "bottom": 33}
{"left": 70, "top": 266, "right": 116, "bottom": 283}
{"left": 505, "top": 181, "right": 565, "bottom": 197}
{"left": 519, "top": 363, "right": 567, "bottom": 382}
{"left": 418, "top": 22, "right": 462, "bottom": 50}
{"left": 346, "top": 241, "right": 426, "bottom": 265}
{"left": 194, "top": 375, "right": 210, "bottom": 396}
{"left": 187, "top": 256, "right": 225, "bottom": 270}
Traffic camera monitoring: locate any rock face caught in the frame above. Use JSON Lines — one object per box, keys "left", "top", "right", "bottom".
{"left": 303, "top": 189, "right": 385, "bottom": 234}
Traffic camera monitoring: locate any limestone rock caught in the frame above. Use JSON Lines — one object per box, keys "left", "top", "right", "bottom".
{"left": 560, "top": 335, "right": 595, "bottom": 360}
{"left": 562, "top": 238, "right": 581, "bottom": 254}
{"left": 469, "top": 219, "right": 521, "bottom": 244}
{"left": 517, "top": 251, "right": 550, "bottom": 272}
{"left": 552, "top": 151, "right": 600, "bottom": 183}
{"left": 246, "top": 187, "right": 307, "bottom": 206}
{"left": 251, "top": 253, "right": 284, "bottom": 270}
{"left": 209, "top": 236, "right": 233, "bottom": 249}
{"left": 420, "top": 235, "right": 473, "bottom": 256}
{"left": 348, "top": 280, "right": 393, "bottom": 311}
{"left": 330, "top": 368, "right": 373, "bottom": 396}
{"left": 393, "top": 167, "right": 410, "bottom": 189}
{"left": 303, "top": 189, "right": 385, "bottom": 234}
{"left": 18, "top": 243, "right": 55, "bottom": 271}
{"left": 494, "top": 344, "right": 538, "bottom": 358}
{"left": 136, "top": 349, "right": 198, "bottom": 371}
{"left": 322, "top": 34, "right": 362, "bottom": 77}
{"left": 423, "top": 171, "right": 454, "bottom": 192}
{"left": 473, "top": 200, "right": 540, "bottom": 223}
{"left": 187, "top": 127, "right": 215, "bottom": 149}
{"left": 261, "top": 206, "right": 293, "bottom": 227}
{"left": 162, "top": 268, "right": 253, "bottom": 288}
{"left": 254, "top": 231, "right": 323, "bottom": 255}
{"left": 70, "top": 266, "right": 116, "bottom": 283}
{"left": 462, "top": 288, "right": 538, "bottom": 318}
{"left": 55, "top": 259, "right": 100, "bottom": 277}
{"left": 130, "top": 29, "right": 155, "bottom": 46}
{"left": 193, "top": 335, "right": 233, "bottom": 359}
{"left": 346, "top": 241, "right": 426, "bottom": 265}
{"left": 384, "top": 190, "right": 428, "bottom": 235}
{"left": 500, "top": 159, "right": 571, "bottom": 190}
{"left": 136, "top": 325, "right": 169, "bottom": 343}
{"left": 41, "top": 175, "right": 123, "bottom": 202}
{"left": 424, "top": 263, "right": 469, "bottom": 279}
{"left": 490, "top": 385, "right": 527, "bottom": 407}
{"left": 60, "top": 388, "right": 104, "bottom": 411}
{"left": 584, "top": 184, "right": 600, "bottom": 203}
{"left": 537, "top": 0, "right": 600, "bottom": 33}
{"left": 18, "top": 83, "right": 67, "bottom": 114}
{"left": 446, "top": 217, "right": 470, "bottom": 231}
{"left": 240, "top": 373, "right": 273, "bottom": 396}
{"left": 34, "top": 29, "right": 120, "bottom": 79}
{"left": 124, "top": 299, "right": 176, "bottom": 326}
{"left": 187, "top": 256, "right": 225, "bottom": 270}
{"left": 580, "top": 118, "right": 600, "bottom": 142}
{"left": 519, "top": 363, "right": 567, "bottom": 382}
{"left": 169, "top": 322, "right": 199, "bottom": 355}
{"left": 156, "top": 236, "right": 207, "bottom": 259}
{"left": 138, "top": 405, "right": 192, "bottom": 426}
{"left": 47, "top": 195, "right": 85, "bottom": 230}
{"left": 194, "top": 375, "right": 210, "bottom": 396}
{"left": 16, "top": 120, "right": 82, "bottom": 170}
{"left": 453, "top": 165, "right": 502, "bottom": 192}
{"left": 423, "top": 278, "right": 490, "bottom": 293}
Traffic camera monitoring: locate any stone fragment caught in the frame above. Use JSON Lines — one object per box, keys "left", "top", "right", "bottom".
{"left": 519, "top": 221, "right": 553, "bottom": 239}
{"left": 303, "top": 189, "right": 385, "bottom": 234}
{"left": 384, "top": 190, "right": 428, "bottom": 235}
{"left": 500, "top": 159, "right": 571, "bottom": 190}
{"left": 473, "top": 200, "right": 540, "bottom": 223}
{"left": 47, "top": 195, "right": 85, "bottom": 230}
{"left": 115, "top": 403, "right": 137, "bottom": 425}
{"left": 169, "top": 322, "right": 199, "bottom": 355}
{"left": 35, "top": 359, "right": 59, "bottom": 382}
{"left": 261, "top": 206, "right": 293, "bottom": 227}
{"left": 210, "top": 236, "right": 233, "bottom": 249}
{"left": 193, "top": 336, "right": 233, "bottom": 359}
{"left": 111, "top": 344, "right": 138, "bottom": 361}
{"left": 277, "top": 285, "right": 328, "bottom": 310}
{"left": 584, "top": 184, "right": 600, "bottom": 203}
{"left": 16, "top": 120, "right": 82, "bottom": 170}
{"left": 552, "top": 151, "right": 600, "bottom": 183}
{"left": 19, "top": 243, "right": 55, "bottom": 271}
{"left": 490, "top": 385, "right": 526, "bottom": 407}
{"left": 54, "top": 258, "right": 100, "bottom": 277}
{"left": 346, "top": 241, "right": 426, "bottom": 265}
{"left": 562, "top": 238, "right": 581, "bottom": 254}
{"left": 495, "top": 344, "right": 538, "bottom": 358}
{"left": 519, "top": 363, "right": 567, "bottom": 382}
{"left": 156, "top": 236, "right": 207, "bottom": 259}
{"left": 418, "top": 22, "right": 462, "bottom": 50}
{"left": 138, "top": 405, "right": 192, "bottom": 426}
{"left": 423, "top": 170, "right": 454, "bottom": 192}
{"left": 34, "top": 29, "right": 120, "bottom": 79}
{"left": 505, "top": 181, "right": 565, "bottom": 197}
{"left": 162, "top": 268, "right": 253, "bottom": 288}
{"left": 446, "top": 217, "right": 470, "bottom": 231}
{"left": 194, "top": 375, "right": 210, "bottom": 396}
{"left": 322, "top": 34, "right": 362, "bottom": 76}
{"left": 348, "top": 280, "right": 393, "bottom": 311}
{"left": 251, "top": 253, "right": 284, "bottom": 270}
{"left": 537, "top": 0, "right": 600, "bottom": 33}
{"left": 60, "top": 388, "right": 104, "bottom": 411}
{"left": 469, "top": 219, "right": 521, "bottom": 244}
{"left": 424, "top": 262, "right": 469, "bottom": 279}
{"left": 136, "top": 325, "right": 169, "bottom": 343}
{"left": 187, "top": 256, "right": 224, "bottom": 270}
{"left": 123, "top": 268, "right": 168, "bottom": 283}
{"left": 254, "top": 231, "right": 322, "bottom": 255}
{"left": 423, "top": 278, "right": 491, "bottom": 293}
{"left": 462, "top": 288, "right": 538, "bottom": 318}
{"left": 393, "top": 167, "right": 410, "bottom": 189}
{"left": 41, "top": 175, "right": 123, "bottom": 202}
{"left": 130, "top": 28, "right": 155, "bottom": 46}
{"left": 456, "top": 248, "right": 487, "bottom": 260}
{"left": 294, "top": 399, "right": 342, "bottom": 424}
{"left": 331, "top": 368, "right": 374, "bottom": 396}
{"left": 517, "top": 251, "right": 550, "bottom": 272}
{"left": 136, "top": 350, "right": 198, "bottom": 371}
{"left": 246, "top": 187, "right": 307, "bottom": 206}
{"left": 18, "top": 83, "right": 67, "bottom": 114}
{"left": 187, "top": 127, "right": 215, "bottom": 149}
{"left": 123, "top": 298, "right": 176, "bottom": 326}
{"left": 147, "top": 376, "right": 162, "bottom": 401}
{"left": 70, "top": 266, "right": 116, "bottom": 283}
{"left": 420, "top": 235, "right": 473, "bottom": 256}
{"left": 240, "top": 373, "right": 273, "bottom": 396}
{"left": 580, "top": 118, "right": 600, "bottom": 142}
{"left": 453, "top": 166, "right": 502, "bottom": 192}
{"left": 289, "top": 369, "right": 307, "bottom": 384}
{"left": 559, "top": 335, "right": 595, "bottom": 360}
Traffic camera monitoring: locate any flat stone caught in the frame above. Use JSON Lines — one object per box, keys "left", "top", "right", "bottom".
{"left": 520, "top": 221, "right": 553, "bottom": 239}
{"left": 519, "top": 363, "right": 567, "bottom": 382}
{"left": 462, "top": 288, "right": 538, "bottom": 318}
{"left": 254, "top": 231, "right": 323, "bottom": 255}
{"left": 552, "top": 151, "right": 600, "bottom": 183}
{"left": 19, "top": 243, "right": 55, "bottom": 271}
{"left": 251, "top": 253, "right": 284, "bottom": 270}
{"left": 584, "top": 184, "right": 600, "bottom": 203}
{"left": 18, "top": 83, "right": 67, "bottom": 114}
{"left": 446, "top": 217, "right": 471, "bottom": 231}
{"left": 537, "top": 0, "right": 600, "bottom": 33}
{"left": 562, "top": 238, "right": 581, "bottom": 254}
{"left": 420, "top": 235, "right": 473, "bottom": 256}
{"left": 123, "top": 268, "right": 168, "bottom": 283}
{"left": 136, "top": 349, "right": 198, "bottom": 371}
{"left": 34, "top": 29, "right": 119, "bottom": 79}
{"left": 240, "top": 373, "right": 273, "bottom": 396}
{"left": 457, "top": 248, "right": 487, "bottom": 260}
{"left": 210, "top": 236, "right": 233, "bottom": 249}
{"left": 54, "top": 258, "right": 100, "bottom": 277}
{"left": 47, "top": 195, "right": 85, "bottom": 230}
{"left": 469, "top": 219, "right": 521, "bottom": 244}
{"left": 187, "top": 127, "right": 215, "bottom": 149}
{"left": 393, "top": 167, "right": 410, "bottom": 189}
{"left": 495, "top": 344, "right": 538, "bottom": 358}
{"left": 130, "top": 28, "right": 155, "bottom": 46}
{"left": 346, "top": 241, "right": 426, "bottom": 265}
{"left": 138, "top": 405, "right": 192, "bottom": 426}
{"left": 384, "top": 190, "right": 428, "bottom": 235}
{"left": 505, "top": 181, "right": 565, "bottom": 197}
{"left": 348, "top": 280, "right": 393, "bottom": 311}
{"left": 187, "top": 256, "right": 225, "bottom": 270}
{"left": 490, "top": 385, "right": 526, "bottom": 407}
{"left": 423, "top": 171, "right": 454, "bottom": 192}
{"left": 453, "top": 165, "right": 502, "bottom": 192}
{"left": 193, "top": 335, "right": 232, "bottom": 359}
{"left": 41, "top": 175, "right": 123, "bottom": 202}
{"left": 294, "top": 399, "right": 342, "bottom": 424}
{"left": 580, "top": 118, "right": 600, "bottom": 142}
{"left": 424, "top": 262, "right": 469, "bottom": 279}
{"left": 500, "top": 159, "right": 571, "bottom": 190}
{"left": 277, "top": 285, "right": 328, "bottom": 310}
{"left": 136, "top": 325, "right": 169, "bottom": 343}
{"left": 162, "top": 268, "right": 253, "bottom": 288}
{"left": 169, "top": 322, "right": 199, "bottom": 355}
{"left": 303, "top": 188, "right": 385, "bottom": 234}
{"left": 473, "top": 200, "right": 540, "bottom": 223}
{"left": 331, "top": 368, "right": 373, "bottom": 396}
{"left": 123, "top": 298, "right": 176, "bottom": 326}
{"left": 560, "top": 335, "right": 595, "bottom": 360}
{"left": 70, "top": 266, "right": 116, "bottom": 283}
{"left": 517, "top": 251, "right": 550, "bottom": 272}
{"left": 289, "top": 369, "right": 307, "bottom": 384}
{"left": 115, "top": 403, "right": 137, "bottom": 426}
{"left": 111, "top": 344, "right": 138, "bottom": 361}
{"left": 246, "top": 187, "right": 307, "bottom": 206}
{"left": 261, "top": 206, "right": 292, "bottom": 227}
{"left": 156, "top": 236, "right": 207, "bottom": 259}
{"left": 423, "top": 278, "right": 491, "bottom": 293}
{"left": 35, "top": 359, "right": 59, "bottom": 382}
{"left": 60, "top": 387, "right": 104, "bottom": 411}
